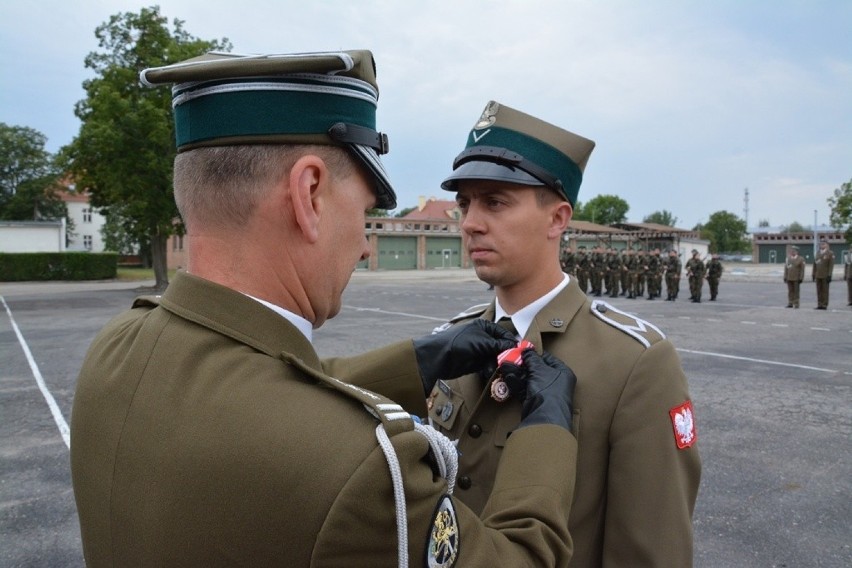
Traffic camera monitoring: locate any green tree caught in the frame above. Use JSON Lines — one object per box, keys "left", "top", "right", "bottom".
{"left": 783, "top": 221, "right": 806, "bottom": 233}
{"left": 701, "top": 210, "right": 748, "bottom": 253}
{"left": 758, "top": 219, "right": 770, "bottom": 228}
{"left": 61, "top": 6, "right": 229, "bottom": 289}
{"left": 574, "top": 194, "right": 629, "bottom": 225}
{"left": 0, "top": 123, "right": 65, "bottom": 221}
{"left": 393, "top": 206, "right": 417, "bottom": 218}
{"left": 828, "top": 178, "right": 852, "bottom": 243}
{"left": 643, "top": 210, "right": 679, "bottom": 227}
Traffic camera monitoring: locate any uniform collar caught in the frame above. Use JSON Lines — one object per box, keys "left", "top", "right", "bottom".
{"left": 245, "top": 294, "right": 313, "bottom": 343}
{"left": 159, "top": 272, "right": 322, "bottom": 370}
{"left": 494, "top": 273, "right": 571, "bottom": 339}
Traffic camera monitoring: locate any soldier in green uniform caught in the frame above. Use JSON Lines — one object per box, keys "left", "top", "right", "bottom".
{"left": 812, "top": 239, "right": 835, "bottom": 309}
{"left": 784, "top": 245, "right": 806, "bottom": 308}
{"left": 665, "top": 249, "right": 682, "bottom": 301}
{"left": 561, "top": 243, "right": 575, "bottom": 275}
{"left": 425, "top": 101, "right": 701, "bottom": 567}
{"left": 619, "top": 247, "right": 631, "bottom": 295}
{"left": 576, "top": 245, "right": 590, "bottom": 293}
{"left": 705, "top": 252, "right": 724, "bottom": 301}
{"left": 635, "top": 248, "right": 647, "bottom": 298}
{"left": 70, "top": 52, "right": 581, "bottom": 568}
{"left": 845, "top": 244, "right": 852, "bottom": 306}
{"left": 626, "top": 247, "right": 639, "bottom": 299}
{"left": 589, "top": 245, "right": 604, "bottom": 296}
{"left": 607, "top": 247, "right": 622, "bottom": 298}
{"left": 686, "top": 250, "right": 706, "bottom": 303}
{"left": 646, "top": 247, "right": 662, "bottom": 299}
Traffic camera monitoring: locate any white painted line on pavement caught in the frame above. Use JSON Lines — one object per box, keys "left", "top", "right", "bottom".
{"left": 741, "top": 321, "right": 757, "bottom": 325}
{"left": 678, "top": 348, "right": 839, "bottom": 374}
{"left": 1, "top": 296, "right": 70, "bottom": 449}
{"left": 771, "top": 323, "right": 789, "bottom": 328}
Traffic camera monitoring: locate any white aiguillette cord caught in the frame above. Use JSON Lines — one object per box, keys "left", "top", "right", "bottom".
{"left": 375, "top": 420, "right": 459, "bottom": 568}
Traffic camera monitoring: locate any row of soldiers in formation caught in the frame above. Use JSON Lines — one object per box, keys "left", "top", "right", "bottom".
{"left": 560, "top": 246, "right": 724, "bottom": 303}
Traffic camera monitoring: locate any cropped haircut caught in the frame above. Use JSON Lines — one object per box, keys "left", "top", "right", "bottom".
{"left": 174, "top": 144, "right": 355, "bottom": 231}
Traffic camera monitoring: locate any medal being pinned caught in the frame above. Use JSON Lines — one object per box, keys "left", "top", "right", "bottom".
{"left": 490, "top": 340, "right": 535, "bottom": 402}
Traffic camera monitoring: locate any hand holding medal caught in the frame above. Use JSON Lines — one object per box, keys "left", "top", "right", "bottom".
{"left": 490, "top": 339, "right": 535, "bottom": 402}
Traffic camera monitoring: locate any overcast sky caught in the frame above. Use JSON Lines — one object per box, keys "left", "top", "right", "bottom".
{"left": 2, "top": 1, "right": 850, "bottom": 229}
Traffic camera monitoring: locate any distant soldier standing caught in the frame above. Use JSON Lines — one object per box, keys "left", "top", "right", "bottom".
{"left": 812, "top": 239, "right": 835, "bottom": 309}
{"left": 665, "top": 249, "right": 682, "bottom": 301}
{"left": 635, "top": 248, "right": 647, "bottom": 298}
{"left": 686, "top": 250, "right": 706, "bottom": 303}
{"left": 561, "top": 244, "right": 575, "bottom": 275}
{"left": 619, "top": 248, "right": 631, "bottom": 295}
{"left": 784, "top": 245, "right": 806, "bottom": 308}
{"left": 845, "top": 245, "right": 852, "bottom": 307}
{"left": 576, "top": 246, "right": 590, "bottom": 293}
{"left": 705, "top": 252, "right": 724, "bottom": 301}
{"left": 607, "top": 248, "right": 622, "bottom": 298}
{"left": 590, "top": 245, "right": 605, "bottom": 296}
{"left": 646, "top": 248, "right": 662, "bottom": 299}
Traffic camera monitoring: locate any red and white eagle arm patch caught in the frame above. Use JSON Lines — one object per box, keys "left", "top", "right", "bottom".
{"left": 669, "top": 400, "right": 697, "bottom": 449}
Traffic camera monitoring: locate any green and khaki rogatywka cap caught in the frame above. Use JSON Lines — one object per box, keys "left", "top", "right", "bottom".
{"left": 140, "top": 50, "right": 397, "bottom": 209}
{"left": 441, "top": 100, "right": 595, "bottom": 206}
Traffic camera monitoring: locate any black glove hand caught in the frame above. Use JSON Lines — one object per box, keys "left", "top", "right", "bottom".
{"left": 413, "top": 319, "right": 517, "bottom": 395}
{"left": 518, "top": 350, "right": 577, "bottom": 433}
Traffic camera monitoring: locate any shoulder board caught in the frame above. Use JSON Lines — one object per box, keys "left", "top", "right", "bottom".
{"left": 449, "top": 303, "right": 489, "bottom": 323}
{"left": 132, "top": 295, "right": 162, "bottom": 309}
{"left": 430, "top": 303, "right": 489, "bottom": 334}
{"left": 589, "top": 300, "right": 666, "bottom": 348}
{"left": 280, "top": 352, "right": 414, "bottom": 437}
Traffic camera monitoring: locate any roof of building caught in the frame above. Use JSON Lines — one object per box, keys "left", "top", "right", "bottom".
{"left": 401, "top": 197, "right": 459, "bottom": 221}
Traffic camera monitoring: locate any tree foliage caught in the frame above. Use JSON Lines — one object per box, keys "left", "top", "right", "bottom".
{"left": 700, "top": 210, "right": 748, "bottom": 253}
{"left": 0, "top": 123, "right": 65, "bottom": 221}
{"left": 573, "top": 194, "right": 629, "bottom": 225}
{"left": 642, "top": 209, "right": 679, "bottom": 228}
{"left": 827, "top": 178, "right": 852, "bottom": 243}
{"left": 783, "top": 221, "right": 806, "bottom": 233}
{"left": 60, "top": 6, "right": 230, "bottom": 289}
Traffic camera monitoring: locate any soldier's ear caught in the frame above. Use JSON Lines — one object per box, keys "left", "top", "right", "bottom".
{"left": 548, "top": 201, "right": 572, "bottom": 239}
{"left": 288, "top": 154, "right": 331, "bottom": 244}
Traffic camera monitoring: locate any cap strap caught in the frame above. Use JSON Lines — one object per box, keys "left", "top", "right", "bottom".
{"left": 328, "top": 122, "right": 389, "bottom": 155}
{"left": 453, "top": 146, "right": 563, "bottom": 193}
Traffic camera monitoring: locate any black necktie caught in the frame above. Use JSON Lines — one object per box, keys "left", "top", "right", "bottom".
{"left": 497, "top": 316, "right": 518, "bottom": 337}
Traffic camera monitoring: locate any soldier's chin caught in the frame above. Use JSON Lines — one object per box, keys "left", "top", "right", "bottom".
{"left": 474, "top": 265, "right": 497, "bottom": 285}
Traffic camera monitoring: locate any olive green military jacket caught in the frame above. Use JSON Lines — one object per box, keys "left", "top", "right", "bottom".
{"left": 427, "top": 278, "right": 701, "bottom": 567}
{"left": 784, "top": 256, "right": 805, "bottom": 282}
{"left": 812, "top": 249, "right": 835, "bottom": 279}
{"left": 685, "top": 258, "right": 705, "bottom": 279}
{"left": 706, "top": 259, "right": 723, "bottom": 280}
{"left": 71, "top": 272, "right": 578, "bottom": 567}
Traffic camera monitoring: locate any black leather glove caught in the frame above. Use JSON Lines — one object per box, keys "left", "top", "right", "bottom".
{"left": 413, "top": 319, "right": 517, "bottom": 395}
{"left": 518, "top": 350, "right": 577, "bottom": 434}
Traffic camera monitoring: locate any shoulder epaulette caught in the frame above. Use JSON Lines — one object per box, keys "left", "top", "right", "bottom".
{"left": 589, "top": 299, "right": 666, "bottom": 348}
{"left": 132, "top": 295, "right": 162, "bottom": 309}
{"left": 430, "top": 303, "right": 490, "bottom": 334}
{"left": 450, "top": 303, "right": 489, "bottom": 322}
{"left": 280, "top": 352, "right": 414, "bottom": 437}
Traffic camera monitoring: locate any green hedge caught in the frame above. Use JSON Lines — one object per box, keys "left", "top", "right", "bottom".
{"left": 0, "top": 252, "right": 118, "bottom": 281}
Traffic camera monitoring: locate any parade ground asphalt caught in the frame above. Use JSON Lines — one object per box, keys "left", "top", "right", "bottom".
{"left": 1, "top": 265, "right": 850, "bottom": 567}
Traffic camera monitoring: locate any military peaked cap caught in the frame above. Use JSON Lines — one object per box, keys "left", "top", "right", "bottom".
{"left": 441, "top": 100, "right": 595, "bottom": 206}
{"left": 141, "top": 50, "right": 397, "bottom": 209}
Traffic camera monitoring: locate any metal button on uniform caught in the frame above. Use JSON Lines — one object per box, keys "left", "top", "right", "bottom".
{"left": 458, "top": 476, "right": 472, "bottom": 490}
{"left": 468, "top": 424, "right": 482, "bottom": 438}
